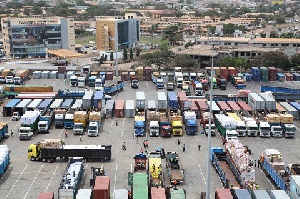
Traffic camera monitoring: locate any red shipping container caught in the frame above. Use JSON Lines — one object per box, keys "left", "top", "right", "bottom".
{"left": 58, "top": 66, "right": 66, "bottom": 74}
{"left": 220, "top": 67, "right": 229, "bottom": 80}
{"left": 177, "top": 92, "right": 188, "bottom": 110}
{"left": 145, "top": 74, "right": 151, "bottom": 81}
{"left": 285, "top": 73, "right": 293, "bottom": 81}
{"left": 121, "top": 71, "right": 129, "bottom": 81}
{"left": 93, "top": 176, "right": 110, "bottom": 199}
{"left": 190, "top": 101, "right": 201, "bottom": 119}
{"left": 151, "top": 187, "right": 166, "bottom": 199}
{"left": 196, "top": 101, "right": 208, "bottom": 111}
{"left": 237, "top": 101, "right": 252, "bottom": 112}
{"left": 105, "top": 71, "right": 113, "bottom": 80}
{"left": 216, "top": 101, "right": 231, "bottom": 112}
{"left": 227, "top": 101, "right": 241, "bottom": 112}
{"left": 144, "top": 66, "right": 152, "bottom": 75}
{"left": 38, "top": 192, "right": 54, "bottom": 199}
{"left": 215, "top": 189, "right": 233, "bottom": 199}
{"left": 228, "top": 67, "right": 237, "bottom": 76}
{"left": 115, "top": 100, "right": 125, "bottom": 118}
{"left": 268, "top": 67, "right": 277, "bottom": 81}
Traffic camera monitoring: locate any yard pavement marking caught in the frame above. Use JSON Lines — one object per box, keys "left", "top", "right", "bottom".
{"left": 198, "top": 164, "right": 206, "bottom": 185}
{"left": 146, "top": 82, "right": 148, "bottom": 87}
{"left": 113, "top": 164, "right": 118, "bottom": 193}
{"left": 123, "top": 118, "right": 125, "bottom": 126}
{"left": 45, "top": 164, "right": 59, "bottom": 192}
{"left": 121, "top": 130, "right": 124, "bottom": 137}
{"left": 52, "top": 80, "right": 57, "bottom": 86}
{"left": 5, "top": 164, "right": 28, "bottom": 199}
{"left": 24, "top": 164, "right": 44, "bottom": 199}
{"left": 58, "top": 129, "right": 64, "bottom": 138}
{"left": 13, "top": 121, "right": 21, "bottom": 130}
{"left": 258, "top": 167, "right": 275, "bottom": 189}
{"left": 1, "top": 163, "right": 12, "bottom": 180}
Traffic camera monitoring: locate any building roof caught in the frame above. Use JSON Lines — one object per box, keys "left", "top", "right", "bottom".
{"left": 47, "top": 49, "right": 83, "bottom": 58}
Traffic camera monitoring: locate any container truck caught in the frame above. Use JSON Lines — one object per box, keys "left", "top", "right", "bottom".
{"left": 60, "top": 98, "right": 74, "bottom": 110}
{"left": 248, "top": 93, "right": 265, "bottom": 111}
{"left": 3, "top": 98, "right": 21, "bottom": 117}
{"left": 14, "top": 99, "right": 32, "bottom": 116}
{"left": 227, "top": 112, "right": 246, "bottom": 137}
{"left": 191, "top": 80, "right": 203, "bottom": 95}
{"left": 279, "top": 102, "right": 298, "bottom": 119}
{"left": 5, "top": 76, "right": 13, "bottom": 84}
{"left": 134, "top": 112, "right": 146, "bottom": 137}
{"left": 38, "top": 109, "right": 54, "bottom": 133}
{"left": 88, "top": 76, "right": 97, "bottom": 87}
{"left": 69, "top": 76, "right": 78, "bottom": 87}
{"left": 64, "top": 113, "right": 74, "bottom": 129}
{"left": 181, "top": 82, "right": 190, "bottom": 95}
{"left": 217, "top": 77, "right": 227, "bottom": 90}
{"left": 136, "top": 91, "right": 145, "bottom": 112}
{"left": 283, "top": 123, "right": 296, "bottom": 138}
{"left": 88, "top": 111, "right": 101, "bottom": 137}
{"left": 246, "top": 120, "right": 259, "bottom": 137}
{"left": 214, "top": 114, "right": 237, "bottom": 140}
{"left": 93, "top": 176, "right": 110, "bottom": 199}
{"left": 175, "top": 72, "right": 183, "bottom": 88}
{"left": 95, "top": 76, "right": 105, "bottom": 91}
{"left": 183, "top": 111, "right": 198, "bottom": 135}
{"left": 167, "top": 92, "right": 179, "bottom": 111}
{"left": 28, "top": 139, "right": 111, "bottom": 162}
{"left": 13, "top": 69, "right": 29, "bottom": 85}
{"left": 0, "top": 145, "right": 10, "bottom": 177}
{"left": 148, "top": 152, "right": 164, "bottom": 187}
{"left": 259, "top": 121, "right": 271, "bottom": 137}
{"left": 204, "top": 123, "right": 216, "bottom": 136}
{"left": 148, "top": 111, "right": 160, "bottom": 137}
{"left": 19, "top": 110, "right": 40, "bottom": 140}
{"left": 54, "top": 109, "right": 65, "bottom": 129}
{"left": 58, "top": 158, "right": 84, "bottom": 199}
{"left": 166, "top": 152, "right": 185, "bottom": 185}
{"left": 159, "top": 111, "right": 171, "bottom": 138}
{"left": 170, "top": 114, "right": 183, "bottom": 136}
{"left": 166, "top": 81, "right": 174, "bottom": 91}
{"left": 259, "top": 92, "right": 276, "bottom": 111}
{"left": 157, "top": 92, "right": 167, "bottom": 111}
{"left": 131, "top": 79, "right": 139, "bottom": 89}
{"left": 0, "top": 122, "right": 8, "bottom": 142}
{"left": 169, "top": 187, "right": 186, "bottom": 199}
{"left": 73, "top": 111, "right": 89, "bottom": 135}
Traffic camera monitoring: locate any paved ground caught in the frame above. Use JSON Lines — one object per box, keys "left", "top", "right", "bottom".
{"left": 0, "top": 63, "right": 299, "bottom": 198}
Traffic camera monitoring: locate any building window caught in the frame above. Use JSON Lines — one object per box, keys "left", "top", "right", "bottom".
{"left": 263, "top": 44, "right": 266, "bottom": 47}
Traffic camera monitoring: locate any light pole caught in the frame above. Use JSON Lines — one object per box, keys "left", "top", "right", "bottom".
{"left": 115, "top": 22, "right": 118, "bottom": 78}
{"left": 206, "top": 45, "right": 216, "bottom": 199}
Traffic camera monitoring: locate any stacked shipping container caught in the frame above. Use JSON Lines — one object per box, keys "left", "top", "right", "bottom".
{"left": 220, "top": 67, "right": 229, "bottom": 81}
{"left": 105, "top": 72, "right": 113, "bottom": 80}
{"left": 285, "top": 73, "right": 293, "bottom": 81}
{"left": 268, "top": 67, "right": 277, "bottom": 81}
{"left": 137, "top": 67, "right": 144, "bottom": 81}
{"left": 121, "top": 72, "right": 129, "bottom": 81}
{"left": 276, "top": 73, "right": 285, "bottom": 82}
{"left": 93, "top": 176, "right": 110, "bottom": 199}
{"left": 144, "top": 67, "right": 152, "bottom": 81}
{"left": 293, "top": 73, "right": 300, "bottom": 81}
{"left": 251, "top": 67, "right": 260, "bottom": 81}
{"left": 260, "top": 67, "right": 268, "bottom": 82}
{"left": 115, "top": 100, "right": 125, "bottom": 118}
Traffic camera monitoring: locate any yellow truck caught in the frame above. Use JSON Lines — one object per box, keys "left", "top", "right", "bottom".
{"left": 171, "top": 115, "right": 183, "bottom": 136}
{"left": 148, "top": 152, "right": 164, "bottom": 187}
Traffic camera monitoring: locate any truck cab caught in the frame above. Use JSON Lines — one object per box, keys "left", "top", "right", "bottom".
{"left": 12, "top": 112, "right": 20, "bottom": 121}
{"left": 148, "top": 121, "right": 159, "bottom": 137}
{"left": 205, "top": 124, "right": 216, "bottom": 136}
{"left": 236, "top": 121, "right": 247, "bottom": 137}
{"left": 73, "top": 123, "right": 84, "bottom": 135}
{"left": 259, "top": 121, "right": 271, "bottom": 137}
{"left": 77, "top": 77, "right": 86, "bottom": 87}
{"left": 0, "top": 76, "right": 6, "bottom": 84}
{"left": 13, "top": 76, "right": 22, "bottom": 85}
{"left": 171, "top": 121, "right": 183, "bottom": 136}
{"left": 283, "top": 124, "right": 296, "bottom": 138}
{"left": 156, "top": 79, "right": 165, "bottom": 89}
{"left": 185, "top": 119, "right": 198, "bottom": 135}
{"left": 176, "top": 77, "right": 183, "bottom": 88}
{"left": 88, "top": 121, "right": 100, "bottom": 137}
{"left": 95, "top": 77, "right": 105, "bottom": 91}
{"left": 70, "top": 76, "right": 78, "bottom": 87}
{"left": 88, "top": 76, "right": 96, "bottom": 87}
{"left": 134, "top": 120, "right": 145, "bottom": 137}
{"left": 246, "top": 121, "right": 258, "bottom": 136}
{"left": 131, "top": 79, "right": 139, "bottom": 89}
{"left": 195, "top": 83, "right": 203, "bottom": 96}
{"left": 19, "top": 127, "right": 33, "bottom": 140}
{"left": 6, "top": 76, "right": 13, "bottom": 84}
{"left": 64, "top": 113, "right": 74, "bottom": 129}
{"left": 182, "top": 82, "right": 190, "bottom": 95}
{"left": 160, "top": 124, "right": 171, "bottom": 137}
{"left": 55, "top": 114, "right": 64, "bottom": 128}
{"left": 38, "top": 121, "right": 50, "bottom": 133}
{"left": 225, "top": 130, "right": 238, "bottom": 142}
{"left": 166, "top": 82, "right": 174, "bottom": 91}
{"left": 271, "top": 125, "right": 283, "bottom": 137}
{"left": 209, "top": 77, "right": 218, "bottom": 89}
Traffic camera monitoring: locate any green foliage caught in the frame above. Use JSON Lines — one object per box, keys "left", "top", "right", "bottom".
{"left": 162, "top": 25, "right": 183, "bottom": 46}
{"left": 184, "top": 41, "right": 195, "bottom": 48}
{"left": 136, "top": 48, "right": 140, "bottom": 57}
{"left": 220, "top": 57, "right": 247, "bottom": 68}
{"left": 75, "top": 28, "right": 87, "bottom": 36}
{"left": 76, "top": 0, "right": 89, "bottom": 6}
{"left": 123, "top": 48, "right": 128, "bottom": 61}
{"left": 251, "top": 51, "right": 290, "bottom": 69}
{"left": 222, "top": 23, "right": 246, "bottom": 36}
{"left": 290, "top": 54, "right": 300, "bottom": 67}
{"left": 171, "top": 54, "right": 197, "bottom": 70}
{"left": 110, "top": 52, "right": 113, "bottom": 61}
{"left": 130, "top": 48, "right": 134, "bottom": 60}
{"left": 155, "top": 3, "right": 168, "bottom": 10}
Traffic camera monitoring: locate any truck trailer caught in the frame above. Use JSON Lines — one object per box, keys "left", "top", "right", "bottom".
{"left": 28, "top": 139, "right": 111, "bottom": 162}
{"left": 88, "top": 111, "right": 101, "bottom": 137}
{"left": 166, "top": 152, "right": 185, "bottom": 185}
{"left": 38, "top": 109, "right": 54, "bottom": 133}
{"left": 19, "top": 110, "right": 40, "bottom": 140}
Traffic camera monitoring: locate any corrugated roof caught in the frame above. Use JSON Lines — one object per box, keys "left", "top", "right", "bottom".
{"left": 47, "top": 49, "right": 84, "bottom": 58}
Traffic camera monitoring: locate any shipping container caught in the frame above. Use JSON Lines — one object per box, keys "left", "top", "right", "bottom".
{"left": 15, "top": 99, "right": 32, "bottom": 116}
{"left": 115, "top": 100, "right": 125, "bottom": 118}
{"left": 167, "top": 92, "right": 179, "bottom": 110}
{"left": 236, "top": 101, "right": 252, "bottom": 112}
{"left": 132, "top": 173, "right": 148, "bottom": 199}
{"left": 157, "top": 92, "right": 167, "bottom": 111}
{"left": 114, "top": 189, "right": 128, "bottom": 199}
{"left": 137, "top": 67, "right": 143, "bottom": 75}
{"left": 147, "top": 100, "right": 156, "bottom": 111}
{"left": 276, "top": 73, "right": 285, "bottom": 82}
{"left": 105, "top": 100, "right": 115, "bottom": 118}
{"left": 151, "top": 187, "right": 166, "bottom": 199}
{"left": 268, "top": 190, "right": 289, "bottom": 199}
{"left": 228, "top": 67, "right": 237, "bottom": 76}
{"left": 145, "top": 74, "right": 151, "bottom": 81}
{"left": 121, "top": 71, "right": 129, "bottom": 81}
{"left": 71, "top": 99, "right": 83, "bottom": 111}
{"left": 260, "top": 67, "right": 268, "bottom": 82}
{"left": 285, "top": 73, "right": 293, "bottom": 81}
{"left": 290, "top": 175, "right": 300, "bottom": 199}
{"left": 259, "top": 93, "right": 276, "bottom": 110}
{"left": 3, "top": 98, "right": 21, "bottom": 117}
{"left": 178, "top": 92, "right": 191, "bottom": 110}
{"left": 243, "top": 73, "right": 251, "bottom": 81}
{"left": 82, "top": 91, "right": 94, "bottom": 110}
{"left": 93, "top": 176, "right": 110, "bottom": 199}
{"left": 58, "top": 66, "right": 66, "bottom": 74}
{"left": 196, "top": 101, "right": 208, "bottom": 111}
{"left": 251, "top": 190, "right": 271, "bottom": 199}
{"left": 136, "top": 91, "right": 145, "bottom": 110}
{"left": 206, "top": 101, "right": 220, "bottom": 113}
{"left": 251, "top": 67, "right": 261, "bottom": 81}
{"left": 27, "top": 99, "right": 43, "bottom": 111}
{"left": 216, "top": 101, "right": 231, "bottom": 112}
{"left": 268, "top": 67, "right": 277, "bottom": 81}
{"left": 76, "top": 189, "right": 92, "bottom": 199}
{"left": 1, "top": 69, "right": 11, "bottom": 77}
{"left": 38, "top": 192, "right": 54, "bottom": 199}
{"left": 279, "top": 102, "right": 298, "bottom": 119}
{"left": 233, "top": 189, "right": 251, "bottom": 199}
{"left": 276, "top": 103, "right": 286, "bottom": 114}
{"left": 144, "top": 67, "right": 152, "bottom": 75}
{"left": 293, "top": 73, "right": 300, "bottom": 81}
{"left": 213, "top": 67, "right": 220, "bottom": 76}
{"left": 93, "top": 91, "right": 104, "bottom": 109}
{"left": 289, "top": 102, "right": 300, "bottom": 117}
{"left": 125, "top": 100, "right": 135, "bottom": 118}
{"left": 248, "top": 93, "right": 265, "bottom": 111}
{"left": 105, "top": 71, "right": 113, "bottom": 80}
{"left": 170, "top": 188, "right": 185, "bottom": 199}
{"left": 215, "top": 189, "right": 233, "bottom": 199}
{"left": 220, "top": 67, "right": 229, "bottom": 80}
{"left": 227, "top": 101, "right": 241, "bottom": 112}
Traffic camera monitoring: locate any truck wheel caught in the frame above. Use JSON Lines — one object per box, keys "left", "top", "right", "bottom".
{"left": 30, "top": 157, "right": 35, "bottom": 161}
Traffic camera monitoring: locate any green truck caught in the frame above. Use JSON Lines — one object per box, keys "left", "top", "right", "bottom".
{"left": 132, "top": 173, "right": 148, "bottom": 199}
{"left": 169, "top": 188, "right": 186, "bottom": 199}
{"left": 19, "top": 110, "right": 40, "bottom": 140}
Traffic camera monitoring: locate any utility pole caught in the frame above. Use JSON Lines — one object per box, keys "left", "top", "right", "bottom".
{"left": 115, "top": 9, "right": 119, "bottom": 78}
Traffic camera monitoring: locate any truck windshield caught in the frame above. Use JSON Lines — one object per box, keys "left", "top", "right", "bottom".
{"left": 260, "top": 127, "right": 270, "bottom": 131}
{"left": 173, "top": 126, "right": 181, "bottom": 129}
{"left": 177, "top": 80, "right": 183, "bottom": 83}
{"left": 89, "top": 126, "right": 97, "bottom": 130}
{"left": 236, "top": 126, "right": 246, "bottom": 130}
{"left": 39, "top": 124, "right": 46, "bottom": 127}
{"left": 20, "top": 129, "right": 30, "bottom": 133}
{"left": 71, "top": 80, "right": 77, "bottom": 83}
{"left": 273, "top": 127, "right": 282, "bottom": 131}
{"left": 286, "top": 127, "right": 296, "bottom": 132}
{"left": 74, "top": 125, "right": 83, "bottom": 129}
{"left": 249, "top": 127, "right": 258, "bottom": 130}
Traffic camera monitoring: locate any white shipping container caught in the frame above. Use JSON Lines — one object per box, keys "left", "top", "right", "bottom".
{"left": 259, "top": 92, "right": 276, "bottom": 110}
{"left": 21, "top": 110, "right": 40, "bottom": 124}
{"left": 248, "top": 93, "right": 265, "bottom": 110}
{"left": 76, "top": 189, "right": 92, "bottom": 199}
{"left": 157, "top": 92, "right": 167, "bottom": 110}
{"left": 27, "top": 99, "right": 43, "bottom": 111}
{"left": 114, "top": 189, "right": 128, "bottom": 199}
{"left": 269, "top": 190, "right": 289, "bottom": 199}
{"left": 147, "top": 100, "right": 156, "bottom": 110}
{"left": 136, "top": 91, "right": 145, "bottom": 109}
{"left": 125, "top": 100, "right": 135, "bottom": 118}
{"left": 50, "top": 99, "right": 64, "bottom": 109}
{"left": 82, "top": 91, "right": 94, "bottom": 109}
{"left": 251, "top": 190, "right": 271, "bottom": 199}
{"left": 206, "top": 101, "right": 220, "bottom": 112}
{"left": 290, "top": 175, "right": 300, "bottom": 199}
{"left": 279, "top": 102, "right": 298, "bottom": 119}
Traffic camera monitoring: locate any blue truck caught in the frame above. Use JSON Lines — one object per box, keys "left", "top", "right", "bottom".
{"left": 88, "top": 76, "right": 97, "bottom": 87}
{"left": 0, "top": 124, "right": 8, "bottom": 142}
{"left": 38, "top": 110, "right": 54, "bottom": 133}
{"left": 156, "top": 79, "right": 165, "bottom": 89}
{"left": 104, "top": 81, "right": 124, "bottom": 95}
{"left": 64, "top": 113, "right": 74, "bottom": 129}
{"left": 0, "top": 145, "right": 10, "bottom": 176}
{"left": 167, "top": 92, "right": 179, "bottom": 111}
{"left": 183, "top": 111, "right": 198, "bottom": 135}
{"left": 134, "top": 113, "right": 146, "bottom": 137}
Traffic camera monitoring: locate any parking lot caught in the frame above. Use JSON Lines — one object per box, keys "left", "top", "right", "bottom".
{"left": 0, "top": 72, "right": 300, "bottom": 198}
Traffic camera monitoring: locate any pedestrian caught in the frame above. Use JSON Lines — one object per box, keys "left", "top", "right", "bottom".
{"left": 80, "top": 135, "right": 82, "bottom": 141}
{"left": 136, "top": 137, "right": 139, "bottom": 144}
{"left": 254, "top": 160, "right": 257, "bottom": 167}
{"left": 177, "top": 139, "right": 180, "bottom": 145}
{"left": 116, "top": 91, "right": 119, "bottom": 97}
{"left": 145, "top": 140, "right": 149, "bottom": 148}
{"left": 143, "top": 140, "right": 146, "bottom": 149}
{"left": 77, "top": 59, "right": 78, "bottom": 63}
{"left": 257, "top": 159, "right": 260, "bottom": 168}
{"left": 10, "top": 130, "right": 13, "bottom": 137}
{"left": 222, "top": 137, "right": 226, "bottom": 145}
{"left": 65, "top": 131, "right": 68, "bottom": 138}
{"left": 122, "top": 142, "right": 126, "bottom": 151}
{"left": 116, "top": 119, "right": 118, "bottom": 126}
{"left": 140, "top": 148, "right": 143, "bottom": 154}
{"left": 182, "top": 144, "right": 186, "bottom": 152}
{"left": 198, "top": 144, "right": 201, "bottom": 151}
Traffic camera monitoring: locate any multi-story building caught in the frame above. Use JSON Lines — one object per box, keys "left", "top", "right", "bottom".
{"left": 1, "top": 16, "right": 75, "bottom": 58}
{"left": 95, "top": 13, "right": 140, "bottom": 51}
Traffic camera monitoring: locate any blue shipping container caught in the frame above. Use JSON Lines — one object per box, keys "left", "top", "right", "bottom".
{"left": 293, "top": 73, "right": 300, "bottom": 81}
{"left": 167, "top": 92, "right": 179, "bottom": 110}
{"left": 93, "top": 91, "right": 104, "bottom": 109}
{"left": 251, "top": 67, "right": 260, "bottom": 76}
{"left": 276, "top": 73, "right": 285, "bottom": 82}
{"left": 234, "top": 189, "right": 251, "bottom": 199}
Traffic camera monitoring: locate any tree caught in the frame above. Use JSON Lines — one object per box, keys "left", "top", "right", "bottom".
{"left": 171, "top": 55, "right": 197, "bottom": 70}
{"left": 149, "top": 24, "right": 158, "bottom": 35}
{"left": 130, "top": 48, "right": 134, "bottom": 61}
{"left": 162, "top": 25, "right": 183, "bottom": 46}
{"left": 290, "top": 54, "right": 300, "bottom": 67}
{"left": 136, "top": 48, "right": 140, "bottom": 57}
{"left": 251, "top": 51, "right": 290, "bottom": 69}
{"left": 123, "top": 48, "right": 128, "bottom": 61}
{"left": 23, "top": 8, "right": 31, "bottom": 16}
{"left": 110, "top": 52, "right": 113, "bottom": 61}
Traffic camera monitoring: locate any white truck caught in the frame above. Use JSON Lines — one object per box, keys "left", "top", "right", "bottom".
{"left": 12, "top": 112, "right": 20, "bottom": 121}
{"left": 270, "top": 125, "right": 283, "bottom": 137}
{"left": 147, "top": 111, "right": 160, "bottom": 137}
{"left": 283, "top": 124, "right": 296, "bottom": 138}
{"left": 88, "top": 111, "right": 101, "bottom": 137}
{"left": 195, "top": 83, "right": 203, "bottom": 96}
{"left": 182, "top": 82, "right": 190, "bottom": 95}
{"left": 204, "top": 124, "right": 216, "bottom": 136}
{"left": 95, "top": 78, "right": 104, "bottom": 91}
{"left": 259, "top": 121, "right": 271, "bottom": 137}
{"left": 236, "top": 121, "right": 247, "bottom": 137}
{"left": 6, "top": 76, "right": 13, "bottom": 84}
{"left": 73, "top": 123, "right": 84, "bottom": 135}
{"left": 77, "top": 76, "right": 86, "bottom": 87}
{"left": 70, "top": 76, "right": 78, "bottom": 87}
{"left": 175, "top": 72, "right": 183, "bottom": 88}
{"left": 225, "top": 130, "right": 238, "bottom": 142}
{"left": 245, "top": 120, "right": 258, "bottom": 137}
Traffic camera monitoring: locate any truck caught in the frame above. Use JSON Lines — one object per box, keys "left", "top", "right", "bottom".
{"left": 134, "top": 112, "right": 146, "bottom": 137}
{"left": 147, "top": 111, "right": 160, "bottom": 137}
{"left": 88, "top": 111, "right": 101, "bottom": 137}
{"left": 183, "top": 111, "right": 198, "bottom": 135}
{"left": 214, "top": 114, "right": 237, "bottom": 139}
{"left": 69, "top": 76, "right": 78, "bottom": 87}
{"left": 156, "top": 78, "right": 165, "bottom": 89}
{"left": 209, "top": 76, "right": 218, "bottom": 89}
{"left": 136, "top": 91, "right": 145, "bottom": 112}
{"left": 170, "top": 113, "right": 183, "bottom": 136}
{"left": 28, "top": 139, "right": 112, "bottom": 162}
{"left": 204, "top": 123, "right": 216, "bottom": 137}
{"left": 95, "top": 76, "right": 105, "bottom": 91}
{"left": 77, "top": 76, "right": 86, "bottom": 87}
{"left": 166, "top": 81, "right": 174, "bottom": 91}
{"left": 191, "top": 80, "right": 203, "bottom": 96}
{"left": 246, "top": 120, "right": 259, "bottom": 137}
{"left": 235, "top": 79, "right": 246, "bottom": 89}
{"left": 0, "top": 145, "right": 10, "bottom": 177}
{"left": 54, "top": 110, "right": 66, "bottom": 129}
{"left": 73, "top": 111, "right": 89, "bottom": 135}
{"left": 159, "top": 111, "right": 171, "bottom": 138}
{"left": 260, "top": 149, "right": 288, "bottom": 190}
{"left": 175, "top": 72, "right": 183, "bottom": 88}
{"left": 217, "top": 77, "right": 227, "bottom": 90}
{"left": 19, "top": 110, "right": 40, "bottom": 140}
{"left": 131, "top": 79, "right": 139, "bottom": 89}
{"left": 38, "top": 109, "right": 54, "bottom": 133}
{"left": 148, "top": 152, "right": 164, "bottom": 187}
{"left": 13, "top": 69, "right": 29, "bottom": 85}
{"left": 248, "top": 93, "right": 265, "bottom": 111}
{"left": 58, "top": 158, "right": 84, "bottom": 199}
{"left": 227, "top": 112, "right": 246, "bottom": 137}
{"left": 259, "top": 121, "right": 271, "bottom": 137}
{"left": 5, "top": 76, "right": 13, "bottom": 84}
{"left": 64, "top": 113, "right": 74, "bottom": 129}
{"left": 88, "top": 76, "right": 97, "bottom": 87}
{"left": 0, "top": 123, "right": 8, "bottom": 142}
{"left": 181, "top": 82, "right": 190, "bottom": 96}
{"left": 166, "top": 152, "right": 185, "bottom": 185}
{"left": 265, "top": 113, "right": 283, "bottom": 137}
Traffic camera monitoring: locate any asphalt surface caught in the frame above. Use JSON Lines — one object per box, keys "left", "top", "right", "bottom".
{"left": 0, "top": 62, "right": 299, "bottom": 198}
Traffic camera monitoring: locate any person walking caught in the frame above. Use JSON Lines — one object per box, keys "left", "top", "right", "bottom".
{"left": 116, "top": 120, "right": 118, "bottom": 126}
{"left": 80, "top": 135, "right": 82, "bottom": 141}
{"left": 140, "top": 148, "right": 143, "bottom": 154}
{"left": 122, "top": 142, "right": 126, "bottom": 151}
{"left": 65, "top": 131, "right": 68, "bottom": 138}
{"left": 145, "top": 140, "right": 149, "bottom": 148}
{"left": 182, "top": 144, "right": 186, "bottom": 152}
{"left": 143, "top": 140, "right": 146, "bottom": 149}
{"left": 10, "top": 130, "right": 13, "bottom": 137}
{"left": 177, "top": 139, "right": 180, "bottom": 145}
{"left": 198, "top": 144, "right": 201, "bottom": 151}
{"left": 136, "top": 137, "right": 139, "bottom": 144}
